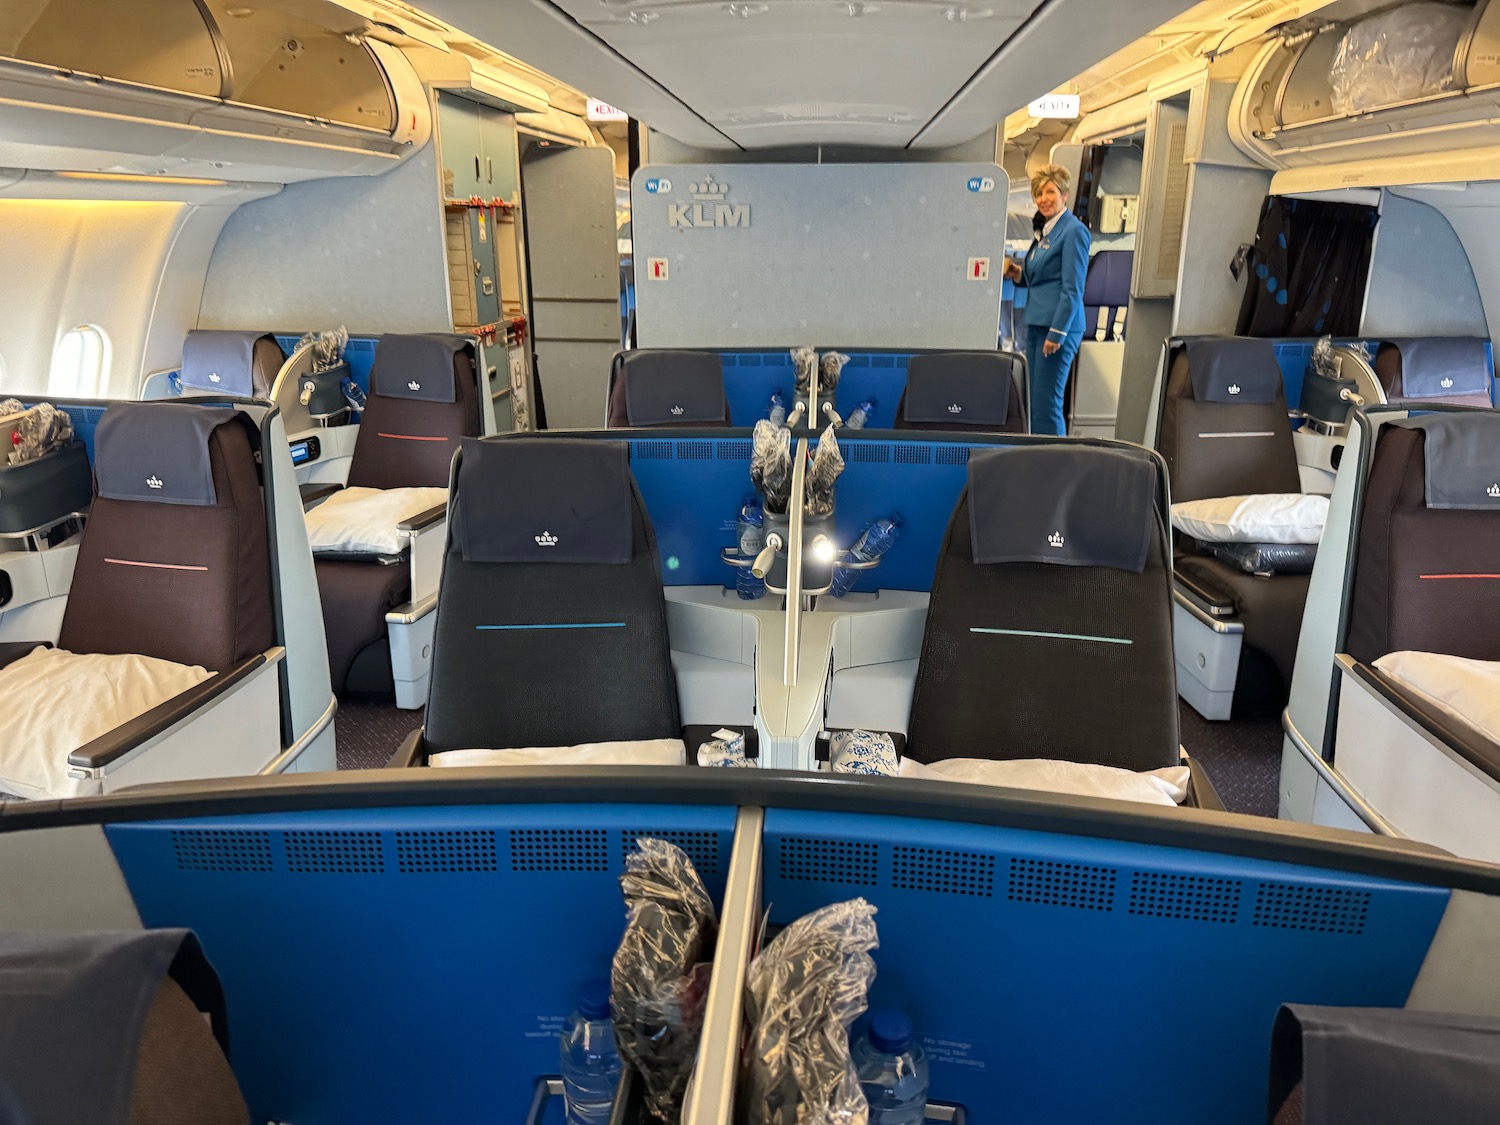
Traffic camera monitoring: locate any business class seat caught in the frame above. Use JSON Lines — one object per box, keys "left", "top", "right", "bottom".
{"left": 308, "top": 335, "right": 479, "bottom": 704}
{"left": 0, "top": 403, "right": 284, "bottom": 798}
{"left": 391, "top": 436, "right": 748, "bottom": 766}
{"left": 1159, "top": 337, "right": 1310, "bottom": 716}
{"left": 176, "top": 330, "right": 285, "bottom": 401}
{"left": 605, "top": 349, "right": 730, "bottom": 428}
{"left": 892, "top": 351, "right": 1028, "bottom": 434}
{"left": 1372, "top": 337, "right": 1494, "bottom": 408}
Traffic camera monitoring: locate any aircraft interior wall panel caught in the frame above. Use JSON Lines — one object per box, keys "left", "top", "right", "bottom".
{"left": 198, "top": 142, "right": 453, "bottom": 336}
{"left": 632, "top": 162, "right": 1005, "bottom": 351}
{"left": 1362, "top": 193, "right": 1489, "bottom": 338}
{"left": 1172, "top": 163, "right": 1272, "bottom": 338}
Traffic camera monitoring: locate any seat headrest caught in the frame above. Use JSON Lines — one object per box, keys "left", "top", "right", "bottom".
{"left": 369, "top": 335, "right": 471, "bottom": 404}
{"left": 903, "top": 353, "right": 1013, "bottom": 425}
{"left": 1082, "top": 250, "right": 1132, "bottom": 307}
{"left": 621, "top": 351, "right": 726, "bottom": 425}
{"left": 967, "top": 445, "right": 1157, "bottom": 572}
{"left": 1378, "top": 338, "right": 1491, "bottom": 399}
{"left": 457, "top": 438, "right": 633, "bottom": 564}
{"left": 1185, "top": 338, "right": 1282, "bottom": 405}
{"left": 1389, "top": 412, "right": 1500, "bottom": 510}
{"left": 94, "top": 403, "right": 241, "bottom": 507}
{"left": 180, "top": 331, "right": 280, "bottom": 397}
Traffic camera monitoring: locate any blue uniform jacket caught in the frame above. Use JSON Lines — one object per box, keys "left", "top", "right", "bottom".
{"left": 1019, "top": 209, "right": 1090, "bottom": 340}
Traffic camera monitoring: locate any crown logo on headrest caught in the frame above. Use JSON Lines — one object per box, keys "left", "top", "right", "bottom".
{"left": 208, "top": 372, "right": 221, "bottom": 383}
{"left": 1227, "top": 383, "right": 1241, "bottom": 395}
{"left": 407, "top": 380, "right": 421, "bottom": 391}
{"left": 948, "top": 403, "right": 963, "bottom": 414}
{"left": 1047, "top": 530, "right": 1065, "bottom": 548}
{"left": 670, "top": 405, "right": 685, "bottom": 415}
{"left": 1441, "top": 377, "right": 1455, "bottom": 389}
{"left": 146, "top": 475, "right": 163, "bottom": 490}
{"left": 689, "top": 175, "right": 728, "bottom": 201}
{"left": 535, "top": 531, "right": 558, "bottom": 547}
{"left": 1488, "top": 483, "right": 1500, "bottom": 498}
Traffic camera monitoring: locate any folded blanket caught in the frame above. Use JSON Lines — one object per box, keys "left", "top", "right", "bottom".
{"left": 305, "top": 486, "right": 447, "bottom": 555}
{"left": 429, "top": 739, "right": 687, "bottom": 768}
{"left": 898, "top": 757, "right": 1190, "bottom": 806}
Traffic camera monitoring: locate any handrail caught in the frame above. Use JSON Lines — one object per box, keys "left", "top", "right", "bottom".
{"left": 783, "top": 437, "right": 808, "bottom": 686}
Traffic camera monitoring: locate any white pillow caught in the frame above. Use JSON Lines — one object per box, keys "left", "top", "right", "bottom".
{"left": 429, "top": 739, "right": 687, "bottom": 768}
{"left": 1373, "top": 650, "right": 1500, "bottom": 744}
{"left": 1170, "top": 493, "right": 1328, "bottom": 545}
{"left": 305, "top": 486, "right": 448, "bottom": 556}
{"left": 897, "top": 757, "right": 1191, "bottom": 807}
{"left": 0, "top": 647, "right": 214, "bottom": 799}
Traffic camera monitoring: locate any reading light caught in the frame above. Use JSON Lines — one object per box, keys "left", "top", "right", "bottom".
{"left": 811, "top": 535, "right": 837, "bottom": 564}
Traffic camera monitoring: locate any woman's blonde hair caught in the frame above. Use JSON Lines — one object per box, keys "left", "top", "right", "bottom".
{"left": 1030, "top": 164, "right": 1071, "bottom": 199}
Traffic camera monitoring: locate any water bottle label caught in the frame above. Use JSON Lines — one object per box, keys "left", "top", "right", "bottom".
{"left": 739, "top": 528, "right": 762, "bottom": 555}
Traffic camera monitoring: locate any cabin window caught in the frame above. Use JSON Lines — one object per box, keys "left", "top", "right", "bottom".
{"left": 49, "top": 325, "right": 109, "bottom": 398}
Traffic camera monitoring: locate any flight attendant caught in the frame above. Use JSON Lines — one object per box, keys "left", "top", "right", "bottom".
{"left": 1003, "top": 165, "right": 1090, "bottom": 436}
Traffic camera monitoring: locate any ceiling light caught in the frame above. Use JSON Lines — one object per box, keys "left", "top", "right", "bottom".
{"left": 844, "top": 2, "right": 879, "bottom": 14}
{"left": 628, "top": 9, "right": 658, "bottom": 23}
{"left": 943, "top": 5, "right": 993, "bottom": 21}
{"left": 224, "top": 6, "right": 254, "bottom": 17}
{"left": 726, "top": 2, "right": 768, "bottom": 16}
{"left": 55, "top": 171, "right": 229, "bottom": 186}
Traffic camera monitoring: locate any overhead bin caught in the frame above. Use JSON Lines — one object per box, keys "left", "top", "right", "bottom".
{"left": 0, "top": 0, "right": 428, "bottom": 184}
{"left": 516, "top": 107, "right": 594, "bottom": 147}
{"left": 1231, "top": 0, "right": 1500, "bottom": 175}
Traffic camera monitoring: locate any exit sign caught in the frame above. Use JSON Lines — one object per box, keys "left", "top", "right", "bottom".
{"left": 1028, "top": 93, "right": 1080, "bottom": 119}
{"left": 587, "top": 97, "right": 628, "bottom": 123}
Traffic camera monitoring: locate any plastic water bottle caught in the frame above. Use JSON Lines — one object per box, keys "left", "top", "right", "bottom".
{"left": 846, "top": 397, "right": 877, "bottom": 429}
{"left": 341, "top": 377, "right": 367, "bottom": 412}
{"left": 852, "top": 1010, "right": 929, "bottom": 1125}
{"left": 768, "top": 390, "right": 787, "bottom": 426}
{"left": 559, "top": 978, "right": 622, "bottom": 1124}
{"left": 827, "top": 515, "right": 902, "bottom": 598}
{"left": 737, "top": 494, "right": 766, "bottom": 600}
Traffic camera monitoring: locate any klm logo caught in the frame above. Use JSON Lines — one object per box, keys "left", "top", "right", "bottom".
{"left": 1227, "top": 383, "right": 1242, "bottom": 396}
{"left": 947, "top": 403, "right": 963, "bottom": 414}
{"left": 407, "top": 381, "right": 421, "bottom": 391}
{"left": 668, "top": 175, "right": 751, "bottom": 230}
{"left": 535, "top": 531, "right": 558, "bottom": 547}
{"left": 1047, "top": 531, "right": 1065, "bottom": 548}
{"left": 1441, "top": 377, "right": 1455, "bottom": 389}
{"left": 146, "top": 475, "right": 163, "bottom": 490}
{"left": 1488, "top": 483, "right": 1500, "bottom": 498}
{"left": 670, "top": 405, "right": 685, "bottom": 415}
{"left": 208, "top": 372, "right": 221, "bottom": 383}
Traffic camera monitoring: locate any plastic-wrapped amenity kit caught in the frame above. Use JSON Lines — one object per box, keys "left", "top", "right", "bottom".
{"left": 804, "top": 426, "right": 845, "bottom": 520}
{"left": 0, "top": 400, "right": 74, "bottom": 466}
{"left": 820, "top": 351, "right": 850, "bottom": 395}
{"left": 752, "top": 419, "right": 795, "bottom": 515}
{"left": 792, "top": 346, "right": 818, "bottom": 394}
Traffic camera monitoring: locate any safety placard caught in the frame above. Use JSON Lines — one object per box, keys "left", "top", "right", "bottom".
{"left": 968, "top": 257, "right": 990, "bottom": 281}
{"left": 647, "top": 257, "right": 669, "bottom": 281}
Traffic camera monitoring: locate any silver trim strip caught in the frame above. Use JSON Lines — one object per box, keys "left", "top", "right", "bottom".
{"left": 385, "top": 593, "right": 438, "bottom": 625}
{"left": 1282, "top": 706, "right": 1399, "bottom": 836}
{"left": 260, "top": 692, "right": 338, "bottom": 775}
{"left": 783, "top": 438, "right": 808, "bottom": 686}
{"left": 1172, "top": 588, "right": 1245, "bottom": 633}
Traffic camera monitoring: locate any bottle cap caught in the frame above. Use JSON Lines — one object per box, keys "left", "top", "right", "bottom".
{"left": 578, "top": 977, "right": 612, "bottom": 1021}
{"left": 867, "top": 1008, "right": 913, "bottom": 1054}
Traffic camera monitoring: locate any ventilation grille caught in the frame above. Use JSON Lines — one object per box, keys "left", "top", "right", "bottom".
{"left": 1129, "top": 872, "right": 1241, "bottom": 924}
{"left": 284, "top": 830, "right": 384, "bottom": 875}
{"left": 1155, "top": 122, "right": 1190, "bottom": 281}
{"left": 172, "top": 829, "right": 274, "bottom": 873}
{"left": 895, "top": 445, "right": 932, "bottom": 465}
{"left": 716, "top": 440, "right": 752, "bottom": 460}
{"left": 677, "top": 440, "right": 713, "bottom": 460}
{"left": 509, "top": 829, "right": 609, "bottom": 872}
{"left": 1253, "top": 883, "right": 1370, "bottom": 935}
{"left": 634, "top": 441, "right": 674, "bottom": 460}
{"left": 847, "top": 444, "right": 890, "bottom": 463}
{"left": 936, "top": 446, "right": 971, "bottom": 465}
{"left": 396, "top": 830, "right": 497, "bottom": 873}
{"left": 1008, "top": 857, "right": 1116, "bottom": 912}
{"left": 621, "top": 830, "right": 722, "bottom": 877}
{"left": 893, "top": 846, "right": 994, "bottom": 897}
{"left": 778, "top": 837, "right": 879, "bottom": 885}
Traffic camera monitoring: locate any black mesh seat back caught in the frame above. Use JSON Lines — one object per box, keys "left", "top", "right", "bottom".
{"left": 346, "top": 337, "right": 480, "bottom": 490}
{"left": 606, "top": 350, "right": 728, "bottom": 428}
{"left": 1159, "top": 342, "right": 1300, "bottom": 503}
{"left": 424, "top": 449, "right": 679, "bottom": 753}
{"left": 906, "top": 493, "right": 1178, "bottom": 770}
{"left": 894, "top": 352, "right": 1026, "bottom": 434}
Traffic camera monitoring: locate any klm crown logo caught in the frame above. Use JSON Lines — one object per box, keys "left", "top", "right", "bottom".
{"left": 535, "top": 531, "right": 558, "bottom": 547}
{"left": 670, "top": 405, "right": 685, "bottom": 415}
{"left": 1227, "top": 383, "right": 1242, "bottom": 396}
{"left": 1488, "top": 483, "right": 1500, "bottom": 499}
{"left": 1441, "top": 377, "right": 1455, "bottom": 389}
{"left": 1047, "top": 531, "right": 1065, "bottom": 548}
{"left": 690, "top": 175, "right": 728, "bottom": 201}
{"left": 146, "top": 475, "right": 163, "bottom": 490}
{"left": 948, "top": 403, "right": 963, "bottom": 414}
{"left": 407, "top": 380, "right": 421, "bottom": 391}
{"left": 208, "top": 372, "right": 221, "bottom": 383}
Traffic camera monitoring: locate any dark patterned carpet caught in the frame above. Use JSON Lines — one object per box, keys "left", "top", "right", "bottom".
{"left": 335, "top": 699, "right": 1285, "bottom": 819}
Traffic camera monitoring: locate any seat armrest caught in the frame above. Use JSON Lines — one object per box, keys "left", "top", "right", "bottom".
{"left": 389, "top": 727, "right": 428, "bottom": 768}
{"left": 1351, "top": 661, "right": 1500, "bottom": 783}
{"left": 300, "top": 482, "right": 344, "bottom": 510}
{"left": 1174, "top": 568, "right": 1237, "bottom": 615}
{"left": 397, "top": 504, "right": 447, "bottom": 533}
{"left": 1182, "top": 753, "right": 1225, "bottom": 811}
{"left": 67, "top": 654, "right": 268, "bottom": 770}
{"left": 0, "top": 641, "right": 49, "bottom": 672}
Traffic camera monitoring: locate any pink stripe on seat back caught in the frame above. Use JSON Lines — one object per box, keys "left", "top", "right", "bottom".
{"left": 105, "top": 558, "right": 209, "bottom": 572}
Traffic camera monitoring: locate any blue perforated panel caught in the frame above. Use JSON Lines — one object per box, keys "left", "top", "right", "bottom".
{"left": 763, "top": 809, "right": 1447, "bottom": 1125}
{"left": 627, "top": 434, "right": 753, "bottom": 586}
{"left": 106, "top": 804, "right": 735, "bottom": 1125}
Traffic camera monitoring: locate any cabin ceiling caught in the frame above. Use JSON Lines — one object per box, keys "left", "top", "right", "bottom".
{"left": 417, "top": 0, "right": 1205, "bottom": 149}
